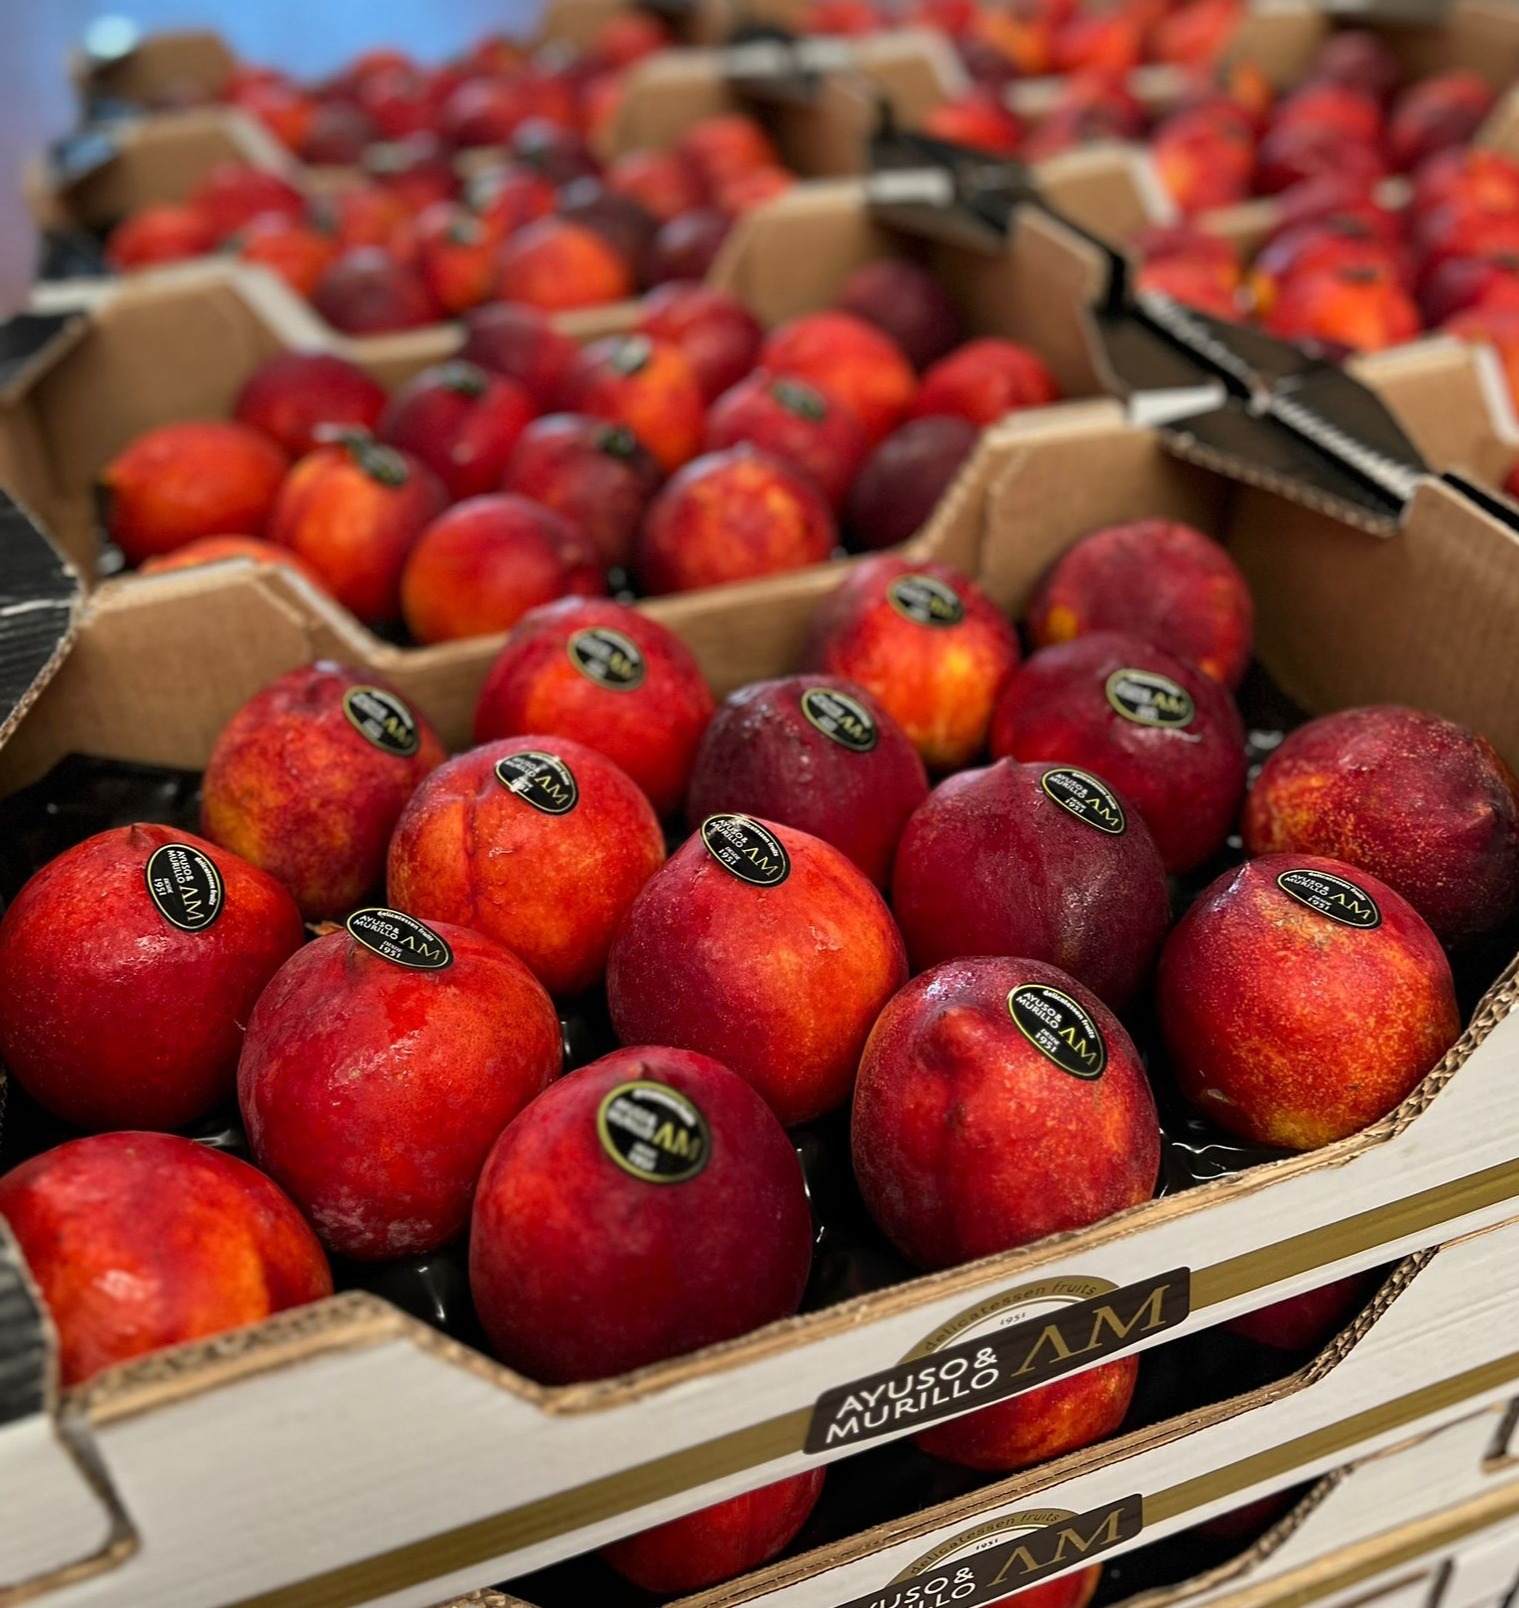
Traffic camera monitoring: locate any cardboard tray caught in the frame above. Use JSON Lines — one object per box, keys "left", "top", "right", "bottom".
{"left": 33, "top": 31, "right": 962, "bottom": 242}
{"left": 447, "top": 1225, "right": 1519, "bottom": 1608}
{"left": 0, "top": 173, "right": 1128, "bottom": 615}
{"left": 5, "top": 342, "right": 1519, "bottom": 1607}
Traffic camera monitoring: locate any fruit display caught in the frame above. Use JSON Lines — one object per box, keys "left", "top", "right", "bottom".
{"left": 11, "top": 8, "right": 1519, "bottom": 1607}
{"left": 83, "top": 261, "right": 1062, "bottom": 637}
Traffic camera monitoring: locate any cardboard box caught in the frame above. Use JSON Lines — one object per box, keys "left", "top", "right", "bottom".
{"left": 0, "top": 172, "right": 1129, "bottom": 622}
{"left": 5, "top": 339, "right": 1519, "bottom": 1607}
{"left": 449, "top": 1225, "right": 1519, "bottom": 1608}
{"left": 34, "top": 31, "right": 962, "bottom": 245}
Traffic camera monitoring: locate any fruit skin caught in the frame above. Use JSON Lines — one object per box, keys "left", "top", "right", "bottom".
{"left": 607, "top": 818, "right": 907, "bottom": 1126}
{"left": 497, "top": 216, "right": 635, "bottom": 311}
{"left": 139, "top": 534, "right": 325, "bottom": 588}
{"left": 678, "top": 114, "right": 781, "bottom": 192}
{"left": 852, "top": 956, "right": 1160, "bottom": 1270}
{"left": 838, "top": 258, "right": 963, "bottom": 371}
{"left": 687, "top": 675, "right": 929, "bottom": 888}
{"left": 648, "top": 208, "right": 731, "bottom": 284}
{"left": 102, "top": 422, "right": 288, "bottom": 566}
{"left": 565, "top": 334, "right": 706, "bottom": 475}
{"left": 637, "top": 281, "right": 764, "bottom": 403}
{"left": 602, "top": 1471, "right": 826, "bottom": 1593}
{"left": 892, "top": 758, "right": 1170, "bottom": 1012}
{"left": 1242, "top": 706, "right": 1519, "bottom": 947}
{"left": 389, "top": 735, "right": 665, "bottom": 998}
{"left": 400, "top": 494, "right": 604, "bottom": 645}
{"left": 605, "top": 150, "right": 706, "bottom": 223}
{"left": 188, "top": 162, "right": 306, "bottom": 239}
{"left": 761, "top": 311, "right": 917, "bottom": 446}
{"left": 267, "top": 434, "right": 448, "bottom": 624}
{"left": 233, "top": 352, "right": 389, "bottom": 460}
{"left": 1225, "top": 1273, "right": 1374, "bottom": 1351}
{"left": 458, "top": 302, "right": 581, "bottom": 410}
{"left": 238, "top": 920, "right": 563, "bottom": 1260}
{"left": 802, "top": 555, "right": 1020, "bottom": 771}
{"left": 471, "top": 1045, "right": 811, "bottom": 1382}
{"left": 106, "top": 203, "right": 215, "bottom": 271}
{"left": 201, "top": 661, "right": 445, "bottom": 921}
{"left": 0, "top": 825, "right": 303, "bottom": 1132}
{"left": 0, "top": 1133, "right": 331, "bottom": 1388}
{"left": 1387, "top": 70, "right": 1496, "bottom": 173}
{"left": 503, "top": 414, "right": 663, "bottom": 571}
{"left": 1157, "top": 854, "right": 1461, "bottom": 1150}
{"left": 912, "top": 337, "right": 1060, "bottom": 426}
{"left": 914, "top": 1360, "right": 1138, "bottom": 1471}
{"left": 310, "top": 248, "right": 441, "bottom": 335}
{"left": 474, "top": 597, "right": 714, "bottom": 819}
{"left": 1263, "top": 259, "right": 1421, "bottom": 354}
{"left": 847, "top": 416, "right": 979, "bottom": 552}
{"left": 1027, "top": 519, "right": 1255, "bottom": 689}
{"left": 704, "top": 373, "right": 867, "bottom": 510}
{"left": 921, "top": 92, "right": 1025, "bottom": 157}
{"left": 233, "top": 214, "right": 341, "bottom": 298}
{"left": 990, "top": 632, "right": 1246, "bottom": 874}
{"left": 635, "top": 446, "right": 836, "bottom": 595}
{"left": 379, "top": 362, "right": 538, "bottom": 503}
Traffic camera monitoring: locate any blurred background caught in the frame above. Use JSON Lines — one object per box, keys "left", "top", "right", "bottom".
{"left": 0, "top": 2, "right": 537, "bottom": 310}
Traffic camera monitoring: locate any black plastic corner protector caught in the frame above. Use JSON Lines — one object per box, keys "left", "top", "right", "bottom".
{"left": 0, "top": 490, "right": 83, "bottom": 746}
{"left": 0, "top": 311, "right": 90, "bottom": 403}
{"left": 718, "top": 26, "right": 854, "bottom": 105}
{"left": 0, "top": 1222, "right": 51, "bottom": 1424}
{"left": 47, "top": 125, "right": 122, "bottom": 192}
{"left": 36, "top": 233, "right": 112, "bottom": 286}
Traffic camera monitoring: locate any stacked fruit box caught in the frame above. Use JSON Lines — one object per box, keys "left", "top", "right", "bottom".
{"left": 9, "top": 5, "right": 1519, "bottom": 1608}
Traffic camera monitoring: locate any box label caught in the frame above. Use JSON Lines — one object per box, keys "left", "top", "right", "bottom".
{"left": 597, "top": 1081, "right": 710, "bottom": 1184}
{"left": 888, "top": 574, "right": 965, "bottom": 628}
{"left": 1007, "top": 984, "right": 1107, "bottom": 1080}
{"left": 1104, "top": 668, "right": 1194, "bottom": 729}
{"left": 835, "top": 1498, "right": 1143, "bottom": 1608}
{"left": 806, "top": 1270, "right": 1189, "bottom": 1453}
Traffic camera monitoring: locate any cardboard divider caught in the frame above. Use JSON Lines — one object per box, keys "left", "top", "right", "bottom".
{"left": 8, "top": 364, "right": 1519, "bottom": 1608}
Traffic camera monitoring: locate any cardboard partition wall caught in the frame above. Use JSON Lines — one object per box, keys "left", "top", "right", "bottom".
{"left": 0, "top": 174, "right": 1126, "bottom": 622}
{"left": 65, "top": 0, "right": 811, "bottom": 110}
{"left": 7, "top": 365, "right": 1519, "bottom": 1608}
{"left": 465, "top": 1224, "right": 1519, "bottom": 1608}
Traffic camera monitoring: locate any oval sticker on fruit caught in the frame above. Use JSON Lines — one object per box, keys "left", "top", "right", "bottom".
{"left": 1105, "top": 668, "right": 1195, "bottom": 729}
{"left": 345, "top": 907, "right": 455, "bottom": 970}
{"left": 342, "top": 685, "right": 422, "bottom": 757}
{"left": 1040, "top": 767, "right": 1126, "bottom": 835}
{"left": 700, "top": 813, "right": 791, "bottom": 886}
{"left": 888, "top": 573, "right": 966, "bottom": 628}
{"left": 597, "top": 1080, "right": 710, "bottom": 1183}
{"left": 494, "top": 750, "right": 580, "bottom": 815}
{"left": 1007, "top": 983, "right": 1107, "bottom": 1079}
{"left": 144, "top": 842, "right": 224, "bottom": 933}
{"left": 801, "top": 686, "right": 879, "bottom": 753}
{"left": 567, "top": 626, "right": 646, "bottom": 691}
{"left": 1277, "top": 867, "right": 1382, "bottom": 929}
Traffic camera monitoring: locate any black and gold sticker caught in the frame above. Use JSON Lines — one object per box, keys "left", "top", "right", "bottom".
{"left": 144, "top": 843, "right": 224, "bottom": 933}
{"left": 1104, "top": 668, "right": 1195, "bottom": 729}
{"left": 346, "top": 908, "right": 454, "bottom": 970}
{"left": 1008, "top": 984, "right": 1107, "bottom": 1080}
{"left": 597, "top": 1080, "right": 710, "bottom": 1183}
{"left": 342, "top": 685, "right": 422, "bottom": 758}
{"left": 567, "top": 626, "right": 646, "bottom": 691}
{"left": 1040, "top": 767, "right": 1126, "bottom": 835}
{"left": 888, "top": 573, "right": 965, "bottom": 628}
{"left": 700, "top": 814, "right": 791, "bottom": 886}
{"left": 1277, "top": 867, "right": 1382, "bottom": 929}
{"left": 495, "top": 750, "right": 580, "bottom": 816}
{"left": 801, "top": 686, "right": 879, "bottom": 753}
